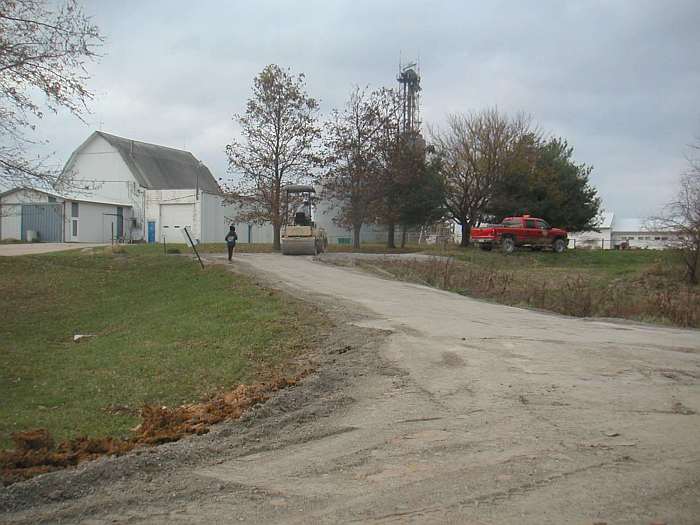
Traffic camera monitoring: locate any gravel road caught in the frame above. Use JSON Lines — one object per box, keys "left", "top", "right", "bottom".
{"left": 2, "top": 253, "right": 699, "bottom": 524}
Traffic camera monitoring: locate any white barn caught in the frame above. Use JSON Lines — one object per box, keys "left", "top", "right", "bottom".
{"left": 0, "top": 132, "right": 272, "bottom": 244}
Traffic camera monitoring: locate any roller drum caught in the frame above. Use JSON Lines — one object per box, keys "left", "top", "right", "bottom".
{"left": 281, "top": 237, "right": 317, "bottom": 255}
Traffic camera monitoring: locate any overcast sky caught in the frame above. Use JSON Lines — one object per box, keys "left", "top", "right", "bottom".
{"left": 33, "top": 0, "right": 700, "bottom": 218}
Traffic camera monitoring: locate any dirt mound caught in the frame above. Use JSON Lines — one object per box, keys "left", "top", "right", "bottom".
{"left": 134, "top": 375, "right": 305, "bottom": 445}
{"left": 1, "top": 373, "right": 309, "bottom": 486}
{"left": 1, "top": 434, "right": 136, "bottom": 486}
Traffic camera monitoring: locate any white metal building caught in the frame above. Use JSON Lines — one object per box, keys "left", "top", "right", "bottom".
{"left": 569, "top": 212, "right": 682, "bottom": 250}
{"left": 567, "top": 212, "right": 614, "bottom": 249}
{"left": 0, "top": 132, "right": 278, "bottom": 245}
{"left": 314, "top": 197, "right": 390, "bottom": 245}
{"left": 611, "top": 218, "right": 682, "bottom": 250}
{"left": 0, "top": 131, "right": 269, "bottom": 246}
{"left": 0, "top": 187, "right": 132, "bottom": 243}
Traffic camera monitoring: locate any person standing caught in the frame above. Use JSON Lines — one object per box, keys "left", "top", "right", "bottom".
{"left": 225, "top": 225, "right": 238, "bottom": 261}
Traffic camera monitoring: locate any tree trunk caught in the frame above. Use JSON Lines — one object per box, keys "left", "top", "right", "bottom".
{"left": 352, "top": 224, "right": 361, "bottom": 250}
{"left": 687, "top": 244, "right": 700, "bottom": 284}
{"left": 273, "top": 223, "right": 281, "bottom": 251}
{"left": 386, "top": 222, "right": 396, "bottom": 249}
{"left": 400, "top": 224, "right": 407, "bottom": 248}
{"left": 460, "top": 222, "right": 471, "bottom": 247}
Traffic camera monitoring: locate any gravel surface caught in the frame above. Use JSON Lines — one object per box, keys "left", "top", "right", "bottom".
{"left": 2, "top": 252, "right": 699, "bottom": 524}
{"left": 0, "top": 243, "right": 107, "bottom": 256}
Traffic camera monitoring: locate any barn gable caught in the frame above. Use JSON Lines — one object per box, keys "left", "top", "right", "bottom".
{"left": 61, "top": 131, "right": 221, "bottom": 194}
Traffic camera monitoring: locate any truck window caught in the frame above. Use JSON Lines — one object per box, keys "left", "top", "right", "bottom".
{"left": 502, "top": 219, "right": 519, "bottom": 228}
{"left": 537, "top": 220, "right": 550, "bottom": 229}
{"left": 525, "top": 219, "right": 537, "bottom": 228}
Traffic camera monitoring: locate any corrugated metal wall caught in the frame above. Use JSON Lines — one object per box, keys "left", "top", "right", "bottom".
{"left": 21, "top": 204, "right": 63, "bottom": 242}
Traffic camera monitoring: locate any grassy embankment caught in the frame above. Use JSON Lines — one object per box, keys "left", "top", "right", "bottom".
{"left": 343, "top": 246, "right": 700, "bottom": 328}
{"left": 0, "top": 245, "right": 325, "bottom": 450}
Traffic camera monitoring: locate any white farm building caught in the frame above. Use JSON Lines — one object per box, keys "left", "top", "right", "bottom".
{"left": 568, "top": 212, "right": 683, "bottom": 250}
{"left": 0, "top": 132, "right": 272, "bottom": 244}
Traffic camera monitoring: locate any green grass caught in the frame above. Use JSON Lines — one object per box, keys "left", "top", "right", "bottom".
{"left": 430, "top": 245, "right": 676, "bottom": 279}
{"left": 0, "top": 245, "right": 324, "bottom": 449}
{"left": 326, "top": 243, "right": 423, "bottom": 254}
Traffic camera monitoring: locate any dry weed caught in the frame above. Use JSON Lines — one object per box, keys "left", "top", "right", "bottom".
{"left": 358, "top": 257, "right": 700, "bottom": 328}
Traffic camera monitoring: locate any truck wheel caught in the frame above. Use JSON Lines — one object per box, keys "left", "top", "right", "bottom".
{"left": 552, "top": 238, "right": 567, "bottom": 253}
{"left": 479, "top": 243, "right": 492, "bottom": 251}
{"left": 501, "top": 237, "right": 516, "bottom": 254}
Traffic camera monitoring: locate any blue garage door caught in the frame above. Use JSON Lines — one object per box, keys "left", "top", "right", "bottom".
{"left": 21, "top": 204, "right": 63, "bottom": 242}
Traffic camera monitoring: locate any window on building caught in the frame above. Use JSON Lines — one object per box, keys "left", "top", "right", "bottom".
{"left": 654, "top": 236, "right": 661, "bottom": 240}
{"left": 72, "top": 220, "right": 78, "bottom": 237}
{"left": 48, "top": 196, "right": 56, "bottom": 203}
{"left": 71, "top": 202, "right": 79, "bottom": 218}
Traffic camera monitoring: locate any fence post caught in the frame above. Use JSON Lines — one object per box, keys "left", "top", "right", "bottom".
{"left": 184, "top": 227, "right": 204, "bottom": 269}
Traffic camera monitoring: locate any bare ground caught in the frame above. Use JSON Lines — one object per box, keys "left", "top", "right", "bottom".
{"left": 1, "top": 253, "right": 699, "bottom": 524}
{"left": 0, "top": 243, "right": 108, "bottom": 256}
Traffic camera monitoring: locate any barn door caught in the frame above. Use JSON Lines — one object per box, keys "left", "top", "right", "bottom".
{"left": 21, "top": 204, "right": 63, "bottom": 242}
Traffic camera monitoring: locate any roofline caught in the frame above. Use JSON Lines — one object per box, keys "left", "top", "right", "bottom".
{"left": 59, "top": 129, "right": 208, "bottom": 175}
{"left": 0, "top": 186, "right": 132, "bottom": 207}
{"left": 96, "top": 131, "right": 197, "bottom": 156}
{"left": 59, "top": 131, "right": 101, "bottom": 180}
{"left": 61, "top": 131, "right": 221, "bottom": 193}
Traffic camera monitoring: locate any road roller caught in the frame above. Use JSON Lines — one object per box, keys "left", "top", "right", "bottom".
{"left": 280, "top": 185, "right": 328, "bottom": 255}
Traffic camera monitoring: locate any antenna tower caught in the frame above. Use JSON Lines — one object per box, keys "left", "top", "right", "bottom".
{"left": 397, "top": 61, "right": 421, "bottom": 135}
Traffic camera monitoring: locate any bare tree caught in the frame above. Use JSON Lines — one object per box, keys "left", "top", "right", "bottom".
{"left": 225, "top": 64, "right": 321, "bottom": 251}
{"left": 1, "top": 0, "right": 102, "bottom": 188}
{"left": 369, "top": 89, "right": 408, "bottom": 248}
{"left": 653, "top": 141, "right": 700, "bottom": 284}
{"left": 430, "top": 109, "right": 534, "bottom": 246}
{"left": 322, "top": 86, "right": 394, "bottom": 249}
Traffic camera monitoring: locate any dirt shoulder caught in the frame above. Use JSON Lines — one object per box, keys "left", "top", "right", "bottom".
{"left": 0, "top": 243, "right": 108, "bottom": 257}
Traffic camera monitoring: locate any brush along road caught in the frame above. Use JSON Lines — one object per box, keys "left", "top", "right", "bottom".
{"left": 2, "top": 253, "right": 699, "bottom": 524}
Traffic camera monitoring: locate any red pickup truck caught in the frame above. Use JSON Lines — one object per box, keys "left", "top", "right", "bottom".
{"left": 471, "top": 216, "right": 568, "bottom": 254}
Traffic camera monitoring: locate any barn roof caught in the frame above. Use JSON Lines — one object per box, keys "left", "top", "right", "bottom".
{"left": 64, "top": 132, "right": 221, "bottom": 194}
{"left": 598, "top": 211, "right": 614, "bottom": 229}
{"left": 613, "top": 218, "right": 645, "bottom": 232}
{"left": 0, "top": 186, "right": 132, "bottom": 206}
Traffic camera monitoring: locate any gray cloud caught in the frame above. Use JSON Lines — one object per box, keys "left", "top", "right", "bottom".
{"left": 32, "top": 0, "right": 700, "bottom": 217}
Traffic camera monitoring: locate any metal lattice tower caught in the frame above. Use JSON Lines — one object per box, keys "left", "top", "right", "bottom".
{"left": 397, "top": 62, "right": 421, "bottom": 135}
